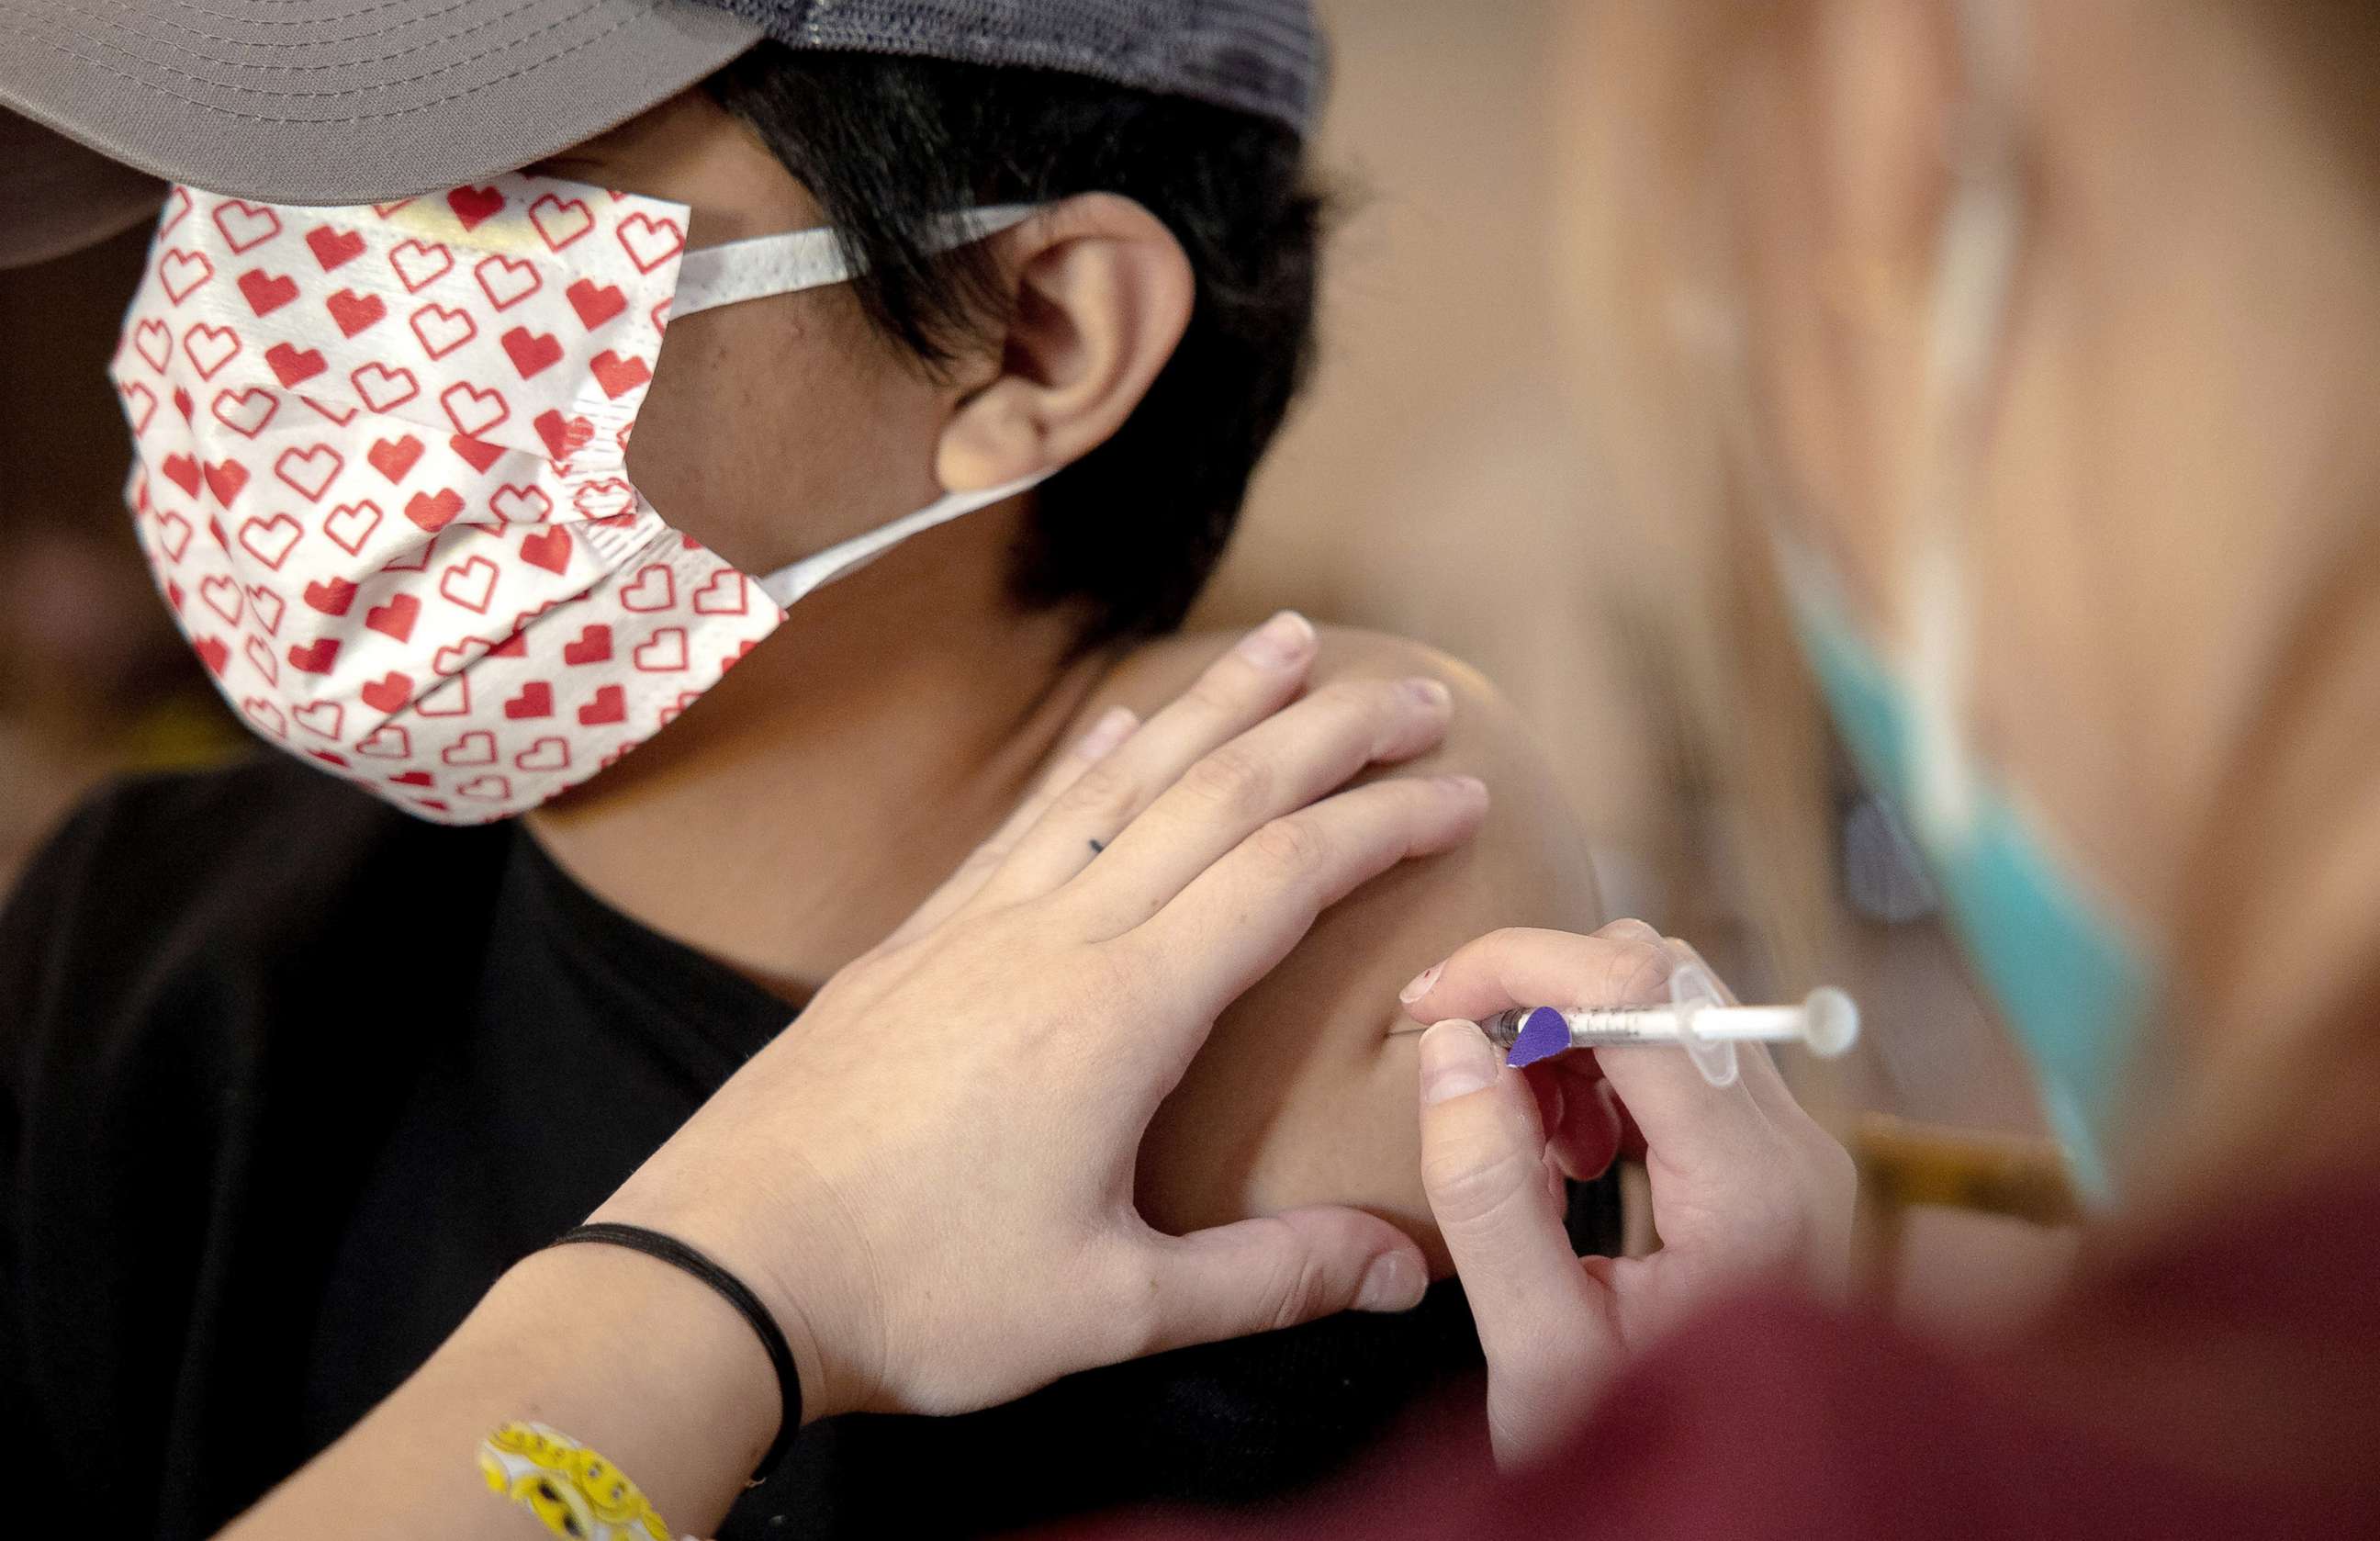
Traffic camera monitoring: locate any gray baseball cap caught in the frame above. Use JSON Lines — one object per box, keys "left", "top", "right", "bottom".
{"left": 0, "top": 0, "right": 1319, "bottom": 265}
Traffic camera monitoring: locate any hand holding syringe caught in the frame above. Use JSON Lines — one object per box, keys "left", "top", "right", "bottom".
{"left": 1476, "top": 959, "right": 1859, "bottom": 1086}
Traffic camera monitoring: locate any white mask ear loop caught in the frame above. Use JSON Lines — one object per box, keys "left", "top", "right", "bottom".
{"left": 1901, "top": 0, "right": 2026, "bottom": 851}
{"left": 758, "top": 471, "right": 1049, "bottom": 609}
{"left": 674, "top": 204, "right": 1039, "bottom": 318}
{"left": 669, "top": 201, "right": 1050, "bottom": 606}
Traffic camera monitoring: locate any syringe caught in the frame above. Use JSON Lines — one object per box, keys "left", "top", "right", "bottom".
{"left": 1477, "top": 975, "right": 1859, "bottom": 1086}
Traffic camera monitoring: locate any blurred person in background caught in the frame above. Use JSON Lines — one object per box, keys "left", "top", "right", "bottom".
{"left": 0, "top": 3, "right": 1603, "bottom": 1537}
{"left": 1371, "top": 0, "right": 2380, "bottom": 1530}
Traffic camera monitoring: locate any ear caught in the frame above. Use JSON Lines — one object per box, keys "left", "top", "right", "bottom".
{"left": 1723, "top": 0, "right": 1970, "bottom": 604}
{"left": 934, "top": 194, "right": 1195, "bottom": 491}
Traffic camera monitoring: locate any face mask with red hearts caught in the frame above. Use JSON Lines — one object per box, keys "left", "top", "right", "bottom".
{"left": 110, "top": 174, "right": 1038, "bottom": 822}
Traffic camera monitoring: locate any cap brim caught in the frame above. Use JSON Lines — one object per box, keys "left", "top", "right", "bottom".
{"left": 0, "top": 0, "right": 760, "bottom": 208}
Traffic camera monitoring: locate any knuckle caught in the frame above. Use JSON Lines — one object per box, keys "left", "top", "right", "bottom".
{"left": 1604, "top": 939, "right": 1676, "bottom": 1005}
{"left": 1183, "top": 673, "right": 1249, "bottom": 721}
{"left": 1421, "top": 1127, "right": 1546, "bottom": 1232}
{"left": 1246, "top": 1221, "right": 1334, "bottom": 1332}
{"left": 1180, "top": 742, "right": 1272, "bottom": 815}
{"left": 1323, "top": 676, "right": 1409, "bottom": 737}
{"left": 1248, "top": 814, "right": 1326, "bottom": 873}
{"left": 1056, "top": 759, "right": 1136, "bottom": 823}
{"left": 1596, "top": 917, "right": 1665, "bottom": 947}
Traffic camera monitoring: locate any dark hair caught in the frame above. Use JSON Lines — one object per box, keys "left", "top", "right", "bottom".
{"left": 705, "top": 46, "right": 1324, "bottom": 651}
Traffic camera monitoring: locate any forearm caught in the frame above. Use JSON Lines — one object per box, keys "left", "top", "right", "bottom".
{"left": 216, "top": 1244, "right": 781, "bottom": 1541}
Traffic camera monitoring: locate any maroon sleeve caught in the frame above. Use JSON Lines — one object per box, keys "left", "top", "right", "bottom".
{"left": 1075, "top": 1290, "right": 2356, "bottom": 1541}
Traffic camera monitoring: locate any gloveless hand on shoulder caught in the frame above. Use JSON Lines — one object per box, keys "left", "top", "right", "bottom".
{"left": 598, "top": 608, "right": 1486, "bottom": 1420}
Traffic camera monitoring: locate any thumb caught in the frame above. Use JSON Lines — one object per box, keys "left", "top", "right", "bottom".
{"left": 1132, "top": 1207, "right": 1429, "bottom": 1355}
{"left": 1417, "top": 1019, "right": 1606, "bottom": 1380}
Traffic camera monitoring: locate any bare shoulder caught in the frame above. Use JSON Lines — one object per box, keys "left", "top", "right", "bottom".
{"left": 1087, "top": 624, "right": 1597, "bottom": 885}
{"left": 1083, "top": 624, "right": 1604, "bottom": 1265}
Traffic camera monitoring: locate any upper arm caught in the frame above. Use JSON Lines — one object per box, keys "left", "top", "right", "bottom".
{"left": 1087, "top": 625, "right": 1603, "bottom": 1267}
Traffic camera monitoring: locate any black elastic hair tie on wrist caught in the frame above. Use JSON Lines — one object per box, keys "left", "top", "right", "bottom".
{"left": 548, "top": 1221, "right": 803, "bottom": 1482}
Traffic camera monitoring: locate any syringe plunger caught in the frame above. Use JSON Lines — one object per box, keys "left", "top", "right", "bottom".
{"left": 1481, "top": 985, "right": 1860, "bottom": 1081}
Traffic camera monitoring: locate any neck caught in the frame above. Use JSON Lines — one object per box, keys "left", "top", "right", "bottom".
{"left": 525, "top": 504, "right": 1111, "bottom": 1001}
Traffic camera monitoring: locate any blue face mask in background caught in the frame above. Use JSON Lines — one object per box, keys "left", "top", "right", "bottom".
{"left": 1788, "top": 572, "right": 2156, "bottom": 1202}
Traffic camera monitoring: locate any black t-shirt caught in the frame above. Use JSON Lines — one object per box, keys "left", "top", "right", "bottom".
{"left": 1, "top": 758, "right": 1617, "bottom": 1538}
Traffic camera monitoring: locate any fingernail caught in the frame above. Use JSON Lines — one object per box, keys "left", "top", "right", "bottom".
{"left": 1436, "top": 773, "right": 1487, "bottom": 799}
{"left": 1403, "top": 676, "right": 1452, "bottom": 709}
{"left": 1398, "top": 962, "right": 1443, "bottom": 1004}
{"left": 1354, "top": 1250, "right": 1425, "bottom": 1313}
{"left": 1235, "top": 610, "right": 1316, "bottom": 669}
{"left": 1075, "top": 705, "right": 1137, "bottom": 762}
{"left": 1419, "top": 1018, "right": 1500, "bottom": 1105}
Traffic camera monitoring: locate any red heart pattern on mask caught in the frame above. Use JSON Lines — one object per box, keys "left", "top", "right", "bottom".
{"left": 111, "top": 176, "right": 787, "bottom": 823}
{"left": 616, "top": 213, "right": 686, "bottom": 274}
{"left": 200, "top": 574, "right": 245, "bottom": 625}
{"left": 286, "top": 636, "right": 341, "bottom": 674}
{"left": 325, "top": 500, "right": 385, "bottom": 555}
{"left": 447, "top": 186, "right": 506, "bottom": 231}
{"left": 632, "top": 627, "right": 688, "bottom": 672}
{"left": 160, "top": 249, "right": 214, "bottom": 303}
{"left": 133, "top": 320, "right": 174, "bottom": 372}
{"left": 121, "top": 383, "right": 160, "bottom": 434}
{"left": 389, "top": 240, "right": 454, "bottom": 293}
{"left": 274, "top": 444, "right": 342, "bottom": 501}
{"left": 410, "top": 302, "right": 477, "bottom": 359}
{"left": 213, "top": 201, "right": 282, "bottom": 253}
{"left": 561, "top": 624, "right": 612, "bottom": 665}
{"left": 238, "top": 269, "right": 298, "bottom": 317}
{"left": 205, "top": 459, "right": 251, "bottom": 507}
{"left": 567, "top": 278, "right": 626, "bottom": 331}
{"left": 589, "top": 350, "right": 651, "bottom": 399}
{"left": 520, "top": 526, "right": 572, "bottom": 574}
{"left": 450, "top": 435, "right": 506, "bottom": 474}
{"left": 265, "top": 342, "right": 327, "bottom": 388}
{"left": 405, "top": 488, "right": 464, "bottom": 533}
{"left": 500, "top": 326, "right": 564, "bottom": 379}
{"left": 304, "top": 576, "right": 357, "bottom": 616}
{"left": 248, "top": 584, "right": 286, "bottom": 635}
{"left": 367, "top": 434, "right": 423, "bottom": 483}
{"left": 531, "top": 194, "right": 595, "bottom": 253}
{"left": 295, "top": 700, "right": 345, "bottom": 738}
{"left": 326, "top": 289, "right": 387, "bottom": 337}
{"left": 366, "top": 592, "right": 421, "bottom": 641}
{"left": 477, "top": 253, "right": 543, "bottom": 310}
{"left": 491, "top": 485, "right": 552, "bottom": 523}
{"left": 183, "top": 323, "right": 241, "bottom": 379}
{"left": 209, "top": 387, "right": 277, "bottom": 438}
{"left": 308, "top": 225, "right": 365, "bottom": 272}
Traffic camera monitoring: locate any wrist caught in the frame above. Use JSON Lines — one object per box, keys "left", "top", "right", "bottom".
{"left": 589, "top": 1164, "right": 880, "bottom": 1425}
{"left": 438, "top": 1244, "right": 783, "bottom": 1524}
